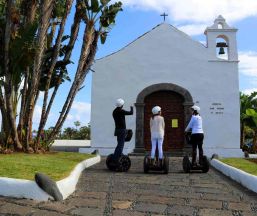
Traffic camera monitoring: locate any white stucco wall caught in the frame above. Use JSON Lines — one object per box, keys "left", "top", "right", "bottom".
{"left": 90, "top": 23, "right": 242, "bottom": 157}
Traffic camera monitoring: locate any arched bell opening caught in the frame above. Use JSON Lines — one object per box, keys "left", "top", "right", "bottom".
{"left": 216, "top": 35, "right": 229, "bottom": 60}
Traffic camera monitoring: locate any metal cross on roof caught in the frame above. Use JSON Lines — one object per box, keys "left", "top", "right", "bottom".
{"left": 160, "top": 13, "right": 168, "bottom": 22}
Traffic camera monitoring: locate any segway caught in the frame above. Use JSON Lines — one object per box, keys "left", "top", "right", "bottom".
{"left": 106, "top": 129, "right": 133, "bottom": 172}
{"left": 143, "top": 145, "right": 169, "bottom": 174}
{"left": 182, "top": 132, "right": 209, "bottom": 173}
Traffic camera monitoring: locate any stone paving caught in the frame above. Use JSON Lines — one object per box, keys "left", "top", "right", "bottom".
{"left": 0, "top": 157, "right": 257, "bottom": 215}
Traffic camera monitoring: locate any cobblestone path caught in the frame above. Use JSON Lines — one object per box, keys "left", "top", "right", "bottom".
{"left": 0, "top": 157, "right": 257, "bottom": 216}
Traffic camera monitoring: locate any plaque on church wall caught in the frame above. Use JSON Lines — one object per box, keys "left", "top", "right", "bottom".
{"left": 210, "top": 102, "right": 224, "bottom": 115}
{"left": 171, "top": 119, "right": 178, "bottom": 128}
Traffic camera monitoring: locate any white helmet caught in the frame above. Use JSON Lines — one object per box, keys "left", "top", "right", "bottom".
{"left": 191, "top": 105, "right": 200, "bottom": 112}
{"left": 116, "top": 98, "right": 124, "bottom": 107}
{"left": 152, "top": 106, "right": 161, "bottom": 114}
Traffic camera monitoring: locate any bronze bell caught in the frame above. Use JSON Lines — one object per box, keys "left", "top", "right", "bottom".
{"left": 219, "top": 47, "right": 225, "bottom": 55}
{"left": 216, "top": 42, "right": 227, "bottom": 55}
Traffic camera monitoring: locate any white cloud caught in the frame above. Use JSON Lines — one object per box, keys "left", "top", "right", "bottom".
{"left": 242, "top": 88, "right": 257, "bottom": 95}
{"left": 67, "top": 114, "right": 73, "bottom": 121}
{"left": 178, "top": 24, "right": 207, "bottom": 36}
{"left": 31, "top": 101, "right": 91, "bottom": 129}
{"left": 239, "top": 51, "right": 257, "bottom": 77}
{"left": 120, "top": 0, "right": 257, "bottom": 23}
{"left": 71, "top": 101, "right": 91, "bottom": 114}
{"left": 118, "top": 0, "right": 257, "bottom": 35}
{"left": 62, "top": 101, "right": 91, "bottom": 128}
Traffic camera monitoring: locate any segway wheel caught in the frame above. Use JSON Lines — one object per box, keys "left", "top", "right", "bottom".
{"left": 106, "top": 154, "right": 116, "bottom": 171}
{"left": 183, "top": 156, "right": 191, "bottom": 173}
{"left": 117, "top": 155, "right": 131, "bottom": 172}
{"left": 201, "top": 156, "right": 210, "bottom": 173}
{"left": 163, "top": 156, "right": 169, "bottom": 174}
{"left": 143, "top": 156, "right": 150, "bottom": 173}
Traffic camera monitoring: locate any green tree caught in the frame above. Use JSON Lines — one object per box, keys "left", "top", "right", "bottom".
{"left": 244, "top": 125, "right": 254, "bottom": 140}
{"left": 74, "top": 121, "right": 81, "bottom": 130}
{"left": 246, "top": 109, "right": 257, "bottom": 152}
{"left": 63, "top": 127, "right": 76, "bottom": 139}
{"left": 76, "top": 125, "right": 90, "bottom": 139}
{"left": 240, "top": 92, "right": 257, "bottom": 148}
{"left": 0, "top": 0, "right": 122, "bottom": 152}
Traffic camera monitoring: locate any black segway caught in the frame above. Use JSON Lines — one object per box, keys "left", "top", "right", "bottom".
{"left": 106, "top": 129, "right": 133, "bottom": 172}
{"left": 182, "top": 132, "right": 209, "bottom": 173}
{"left": 143, "top": 145, "right": 169, "bottom": 174}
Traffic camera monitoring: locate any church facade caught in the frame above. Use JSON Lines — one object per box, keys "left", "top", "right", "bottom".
{"left": 88, "top": 16, "right": 243, "bottom": 158}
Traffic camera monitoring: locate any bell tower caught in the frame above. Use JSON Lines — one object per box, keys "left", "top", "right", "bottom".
{"left": 205, "top": 15, "right": 238, "bottom": 61}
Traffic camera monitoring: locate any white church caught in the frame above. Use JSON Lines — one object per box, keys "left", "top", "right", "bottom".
{"left": 84, "top": 16, "right": 243, "bottom": 158}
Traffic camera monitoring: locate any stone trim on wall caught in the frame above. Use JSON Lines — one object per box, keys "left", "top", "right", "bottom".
{"left": 134, "top": 83, "right": 194, "bottom": 154}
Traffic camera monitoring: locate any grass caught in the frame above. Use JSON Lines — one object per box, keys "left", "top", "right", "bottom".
{"left": 219, "top": 158, "right": 257, "bottom": 176}
{"left": 0, "top": 152, "right": 94, "bottom": 181}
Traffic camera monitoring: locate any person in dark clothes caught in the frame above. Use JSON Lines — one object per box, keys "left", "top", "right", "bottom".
{"left": 185, "top": 105, "right": 204, "bottom": 166}
{"left": 113, "top": 98, "right": 133, "bottom": 162}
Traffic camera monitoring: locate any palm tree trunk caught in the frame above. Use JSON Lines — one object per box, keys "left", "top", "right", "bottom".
{"left": 0, "top": 89, "right": 9, "bottom": 146}
{"left": 18, "top": 69, "right": 28, "bottom": 141}
{"left": 36, "top": 0, "right": 74, "bottom": 148}
{"left": 5, "top": 88, "right": 22, "bottom": 150}
{"left": 18, "top": 0, "right": 37, "bottom": 141}
{"left": 21, "top": 0, "right": 38, "bottom": 24}
{"left": 23, "top": 0, "right": 54, "bottom": 148}
{"left": 4, "top": 0, "right": 22, "bottom": 150}
{"left": 25, "top": 90, "right": 39, "bottom": 150}
{"left": 26, "top": 0, "right": 37, "bottom": 24}
{"left": 39, "top": 3, "right": 82, "bottom": 144}
{"left": 48, "top": 25, "right": 99, "bottom": 143}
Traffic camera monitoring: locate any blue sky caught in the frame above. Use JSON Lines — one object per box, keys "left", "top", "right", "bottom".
{"left": 34, "top": 0, "right": 257, "bottom": 130}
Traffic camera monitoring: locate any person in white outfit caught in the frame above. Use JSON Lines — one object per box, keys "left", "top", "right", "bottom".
{"left": 150, "top": 106, "right": 165, "bottom": 161}
{"left": 185, "top": 105, "right": 204, "bottom": 166}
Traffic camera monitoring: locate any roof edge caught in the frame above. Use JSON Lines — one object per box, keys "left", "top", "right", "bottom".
{"left": 96, "top": 23, "right": 206, "bottom": 61}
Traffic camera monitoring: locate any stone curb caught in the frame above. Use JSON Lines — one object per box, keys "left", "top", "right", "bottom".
{"left": 57, "top": 155, "right": 101, "bottom": 200}
{"left": 0, "top": 155, "right": 101, "bottom": 201}
{"left": 210, "top": 158, "right": 257, "bottom": 193}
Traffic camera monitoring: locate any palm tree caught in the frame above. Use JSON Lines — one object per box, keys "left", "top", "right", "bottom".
{"left": 63, "top": 127, "right": 76, "bottom": 139}
{"left": 246, "top": 109, "right": 257, "bottom": 152}
{"left": 79, "top": 126, "right": 90, "bottom": 140}
{"left": 74, "top": 121, "right": 81, "bottom": 131}
{"left": 240, "top": 92, "right": 257, "bottom": 148}
{"left": 47, "top": 0, "right": 123, "bottom": 143}
{"left": 0, "top": 0, "right": 122, "bottom": 152}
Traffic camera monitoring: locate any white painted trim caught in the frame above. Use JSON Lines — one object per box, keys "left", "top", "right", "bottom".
{"left": 210, "top": 159, "right": 257, "bottom": 193}
{"left": 57, "top": 155, "right": 101, "bottom": 199}
{"left": 0, "top": 177, "right": 51, "bottom": 201}
{"left": 52, "top": 140, "right": 91, "bottom": 147}
{"left": 0, "top": 155, "right": 101, "bottom": 201}
{"left": 249, "top": 154, "right": 257, "bottom": 158}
